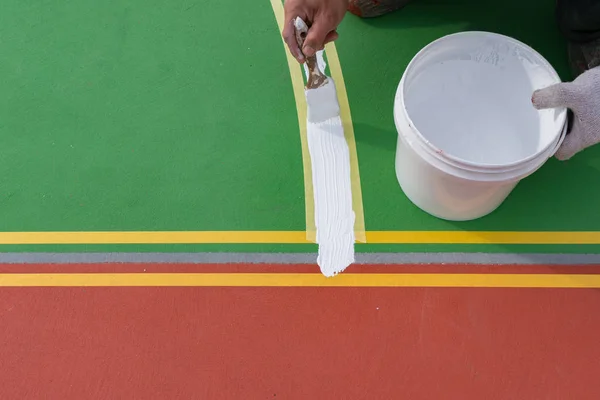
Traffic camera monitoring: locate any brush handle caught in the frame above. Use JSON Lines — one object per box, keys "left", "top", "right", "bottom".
{"left": 294, "top": 18, "right": 328, "bottom": 90}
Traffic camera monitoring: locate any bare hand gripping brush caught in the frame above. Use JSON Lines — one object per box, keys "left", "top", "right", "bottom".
{"left": 294, "top": 17, "right": 341, "bottom": 123}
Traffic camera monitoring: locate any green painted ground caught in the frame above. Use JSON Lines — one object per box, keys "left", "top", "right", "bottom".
{"left": 0, "top": 0, "right": 305, "bottom": 232}
{"left": 1, "top": 0, "right": 600, "bottom": 253}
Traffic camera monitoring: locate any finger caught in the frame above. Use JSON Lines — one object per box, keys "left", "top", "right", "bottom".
{"left": 323, "top": 30, "right": 339, "bottom": 46}
{"left": 282, "top": 14, "right": 305, "bottom": 62}
{"left": 532, "top": 82, "right": 583, "bottom": 111}
{"left": 303, "top": 18, "right": 335, "bottom": 57}
{"left": 316, "top": 31, "right": 338, "bottom": 51}
{"left": 555, "top": 121, "right": 584, "bottom": 161}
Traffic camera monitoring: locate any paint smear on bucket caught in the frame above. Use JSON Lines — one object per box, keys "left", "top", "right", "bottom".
{"left": 305, "top": 51, "right": 355, "bottom": 277}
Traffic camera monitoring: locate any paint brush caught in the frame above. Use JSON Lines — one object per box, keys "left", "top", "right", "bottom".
{"left": 294, "top": 17, "right": 341, "bottom": 123}
{"left": 293, "top": 17, "right": 356, "bottom": 277}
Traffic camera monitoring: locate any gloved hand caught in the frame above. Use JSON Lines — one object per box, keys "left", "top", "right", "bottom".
{"left": 532, "top": 66, "right": 600, "bottom": 160}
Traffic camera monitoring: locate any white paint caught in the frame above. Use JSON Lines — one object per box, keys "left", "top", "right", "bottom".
{"left": 402, "top": 31, "right": 565, "bottom": 167}
{"left": 305, "top": 78, "right": 340, "bottom": 122}
{"left": 307, "top": 118, "right": 356, "bottom": 277}
{"left": 394, "top": 32, "right": 567, "bottom": 221}
{"left": 299, "top": 46, "right": 355, "bottom": 277}
{"left": 302, "top": 50, "right": 340, "bottom": 122}
{"left": 406, "top": 60, "right": 542, "bottom": 165}
{"left": 294, "top": 17, "right": 308, "bottom": 36}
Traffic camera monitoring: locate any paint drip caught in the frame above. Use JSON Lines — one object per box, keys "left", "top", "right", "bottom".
{"left": 304, "top": 51, "right": 356, "bottom": 277}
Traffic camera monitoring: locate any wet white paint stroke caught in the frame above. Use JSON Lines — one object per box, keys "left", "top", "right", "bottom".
{"left": 304, "top": 51, "right": 356, "bottom": 277}
{"left": 308, "top": 119, "right": 356, "bottom": 277}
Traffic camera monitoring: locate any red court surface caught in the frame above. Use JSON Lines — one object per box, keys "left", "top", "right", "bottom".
{"left": 1, "top": 263, "right": 600, "bottom": 399}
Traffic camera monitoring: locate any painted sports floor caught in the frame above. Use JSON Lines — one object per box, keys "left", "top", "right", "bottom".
{"left": 2, "top": 0, "right": 600, "bottom": 254}
{"left": 2, "top": 263, "right": 600, "bottom": 399}
{"left": 2, "top": 0, "right": 600, "bottom": 398}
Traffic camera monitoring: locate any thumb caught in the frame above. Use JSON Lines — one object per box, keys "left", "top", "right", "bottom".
{"left": 532, "top": 82, "right": 582, "bottom": 110}
{"left": 303, "top": 19, "right": 333, "bottom": 57}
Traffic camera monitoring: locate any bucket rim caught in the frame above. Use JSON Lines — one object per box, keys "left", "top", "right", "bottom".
{"left": 394, "top": 87, "right": 567, "bottom": 183}
{"left": 397, "top": 30, "right": 568, "bottom": 170}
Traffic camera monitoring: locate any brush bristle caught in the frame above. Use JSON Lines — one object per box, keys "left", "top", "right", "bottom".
{"left": 305, "top": 80, "right": 341, "bottom": 123}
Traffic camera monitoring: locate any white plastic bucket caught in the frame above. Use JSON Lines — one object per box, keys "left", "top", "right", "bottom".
{"left": 394, "top": 31, "right": 567, "bottom": 221}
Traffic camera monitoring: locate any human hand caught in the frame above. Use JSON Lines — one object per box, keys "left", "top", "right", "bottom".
{"left": 532, "top": 66, "right": 600, "bottom": 160}
{"left": 282, "top": 0, "right": 349, "bottom": 62}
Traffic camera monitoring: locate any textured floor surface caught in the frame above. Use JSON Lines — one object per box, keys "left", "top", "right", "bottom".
{"left": 2, "top": 1, "right": 600, "bottom": 398}
{"left": 2, "top": 263, "right": 600, "bottom": 399}
{"left": 2, "top": 0, "right": 600, "bottom": 255}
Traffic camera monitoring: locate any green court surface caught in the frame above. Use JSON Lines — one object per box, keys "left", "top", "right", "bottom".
{"left": 1, "top": 0, "right": 599, "bottom": 254}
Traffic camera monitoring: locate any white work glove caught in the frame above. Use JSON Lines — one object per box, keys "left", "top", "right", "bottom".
{"left": 532, "top": 66, "right": 600, "bottom": 160}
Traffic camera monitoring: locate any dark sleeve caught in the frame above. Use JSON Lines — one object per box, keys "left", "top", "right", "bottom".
{"left": 557, "top": 0, "right": 600, "bottom": 42}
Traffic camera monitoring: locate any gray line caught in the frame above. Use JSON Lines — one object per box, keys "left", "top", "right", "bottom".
{"left": 0, "top": 252, "right": 600, "bottom": 265}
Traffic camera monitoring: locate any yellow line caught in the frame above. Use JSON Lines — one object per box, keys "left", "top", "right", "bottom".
{"left": 324, "top": 42, "right": 366, "bottom": 242}
{"left": 2, "top": 273, "right": 600, "bottom": 287}
{"left": 2, "top": 231, "right": 600, "bottom": 244}
{"left": 0, "top": 231, "right": 308, "bottom": 245}
{"left": 269, "top": 0, "right": 316, "bottom": 242}
{"left": 365, "top": 231, "right": 600, "bottom": 245}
